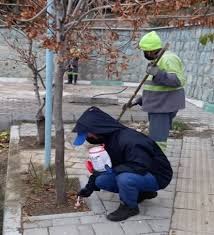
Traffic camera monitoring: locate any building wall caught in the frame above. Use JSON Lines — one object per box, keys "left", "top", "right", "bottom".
{"left": 0, "top": 27, "right": 214, "bottom": 102}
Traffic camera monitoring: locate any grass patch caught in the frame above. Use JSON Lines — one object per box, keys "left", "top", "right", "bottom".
{"left": 172, "top": 120, "right": 190, "bottom": 132}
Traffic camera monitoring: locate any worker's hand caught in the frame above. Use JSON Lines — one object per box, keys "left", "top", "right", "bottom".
{"left": 134, "top": 96, "right": 142, "bottom": 106}
{"left": 146, "top": 63, "right": 159, "bottom": 76}
{"left": 122, "top": 103, "right": 135, "bottom": 110}
{"left": 77, "top": 187, "right": 93, "bottom": 197}
{"left": 105, "top": 165, "right": 113, "bottom": 174}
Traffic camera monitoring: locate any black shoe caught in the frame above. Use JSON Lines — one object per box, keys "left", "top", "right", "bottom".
{"left": 137, "top": 192, "right": 158, "bottom": 203}
{"left": 107, "top": 203, "right": 139, "bottom": 221}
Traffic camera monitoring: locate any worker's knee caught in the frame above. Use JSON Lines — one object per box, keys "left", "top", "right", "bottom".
{"left": 117, "top": 173, "right": 135, "bottom": 187}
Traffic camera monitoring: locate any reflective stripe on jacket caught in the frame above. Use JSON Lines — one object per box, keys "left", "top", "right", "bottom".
{"left": 143, "top": 51, "right": 185, "bottom": 92}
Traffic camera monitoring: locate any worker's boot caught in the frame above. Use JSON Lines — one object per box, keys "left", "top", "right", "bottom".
{"left": 107, "top": 202, "right": 139, "bottom": 221}
{"left": 137, "top": 191, "right": 158, "bottom": 203}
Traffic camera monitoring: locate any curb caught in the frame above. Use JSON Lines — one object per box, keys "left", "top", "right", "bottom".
{"left": 203, "top": 102, "right": 214, "bottom": 114}
{"left": 0, "top": 77, "right": 140, "bottom": 87}
{"left": 3, "top": 126, "right": 22, "bottom": 235}
{"left": 78, "top": 80, "right": 139, "bottom": 87}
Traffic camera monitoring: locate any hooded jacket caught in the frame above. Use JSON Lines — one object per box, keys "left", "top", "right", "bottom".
{"left": 73, "top": 107, "right": 173, "bottom": 189}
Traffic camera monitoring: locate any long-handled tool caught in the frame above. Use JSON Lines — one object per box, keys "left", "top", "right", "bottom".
{"left": 118, "top": 43, "right": 169, "bottom": 121}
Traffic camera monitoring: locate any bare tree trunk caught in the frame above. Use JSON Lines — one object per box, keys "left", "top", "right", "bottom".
{"left": 32, "top": 70, "right": 45, "bottom": 145}
{"left": 28, "top": 38, "right": 46, "bottom": 145}
{"left": 54, "top": 0, "right": 66, "bottom": 205}
{"left": 33, "top": 72, "right": 42, "bottom": 106}
{"left": 54, "top": 57, "right": 66, "bottom": 204}
{"left": 36, "top": 98, "right": 45, "bottom": 145}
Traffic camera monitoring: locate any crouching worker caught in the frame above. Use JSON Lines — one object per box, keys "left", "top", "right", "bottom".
{"left": 73, "top": 106, "right": 173, "bottom": 221}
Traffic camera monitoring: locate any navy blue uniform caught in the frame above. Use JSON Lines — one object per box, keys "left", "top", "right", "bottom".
{"left": 73, "top": 107, "right": 173, "bottom": 207}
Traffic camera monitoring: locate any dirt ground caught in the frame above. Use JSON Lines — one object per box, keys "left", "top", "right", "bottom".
{"left": 22, "top": 175, "right": 89, "bottom": 216}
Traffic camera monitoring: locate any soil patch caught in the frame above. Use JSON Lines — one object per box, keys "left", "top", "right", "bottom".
{"left": 182, "top": 129, "right": 214, "bottom": 138}
{"left": 22, "top": 167, "right": 89, "bottom": 216}
{"left": 126, "top": 120, "right": 192, "bottom": 139}
{"left": 19, "top": 136, "right": 55, "bottom": 149}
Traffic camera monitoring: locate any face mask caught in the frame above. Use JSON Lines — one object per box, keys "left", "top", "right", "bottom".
{"left": 86, "top": 135, "right": 105, "bottom": 145}
{"left": 144, "top": 52, "right": 155, "bottom": 61}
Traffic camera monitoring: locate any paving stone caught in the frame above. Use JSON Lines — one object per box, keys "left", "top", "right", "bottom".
{"left": 176, "top": 178, "right": 201, "bottom": 193}
{"left": 23, "top": 220, "right": 53, "bottom": 229}
{"left": 146, "top": 219, "right": 170, "bottom": 232}
{"left": 23, "top": 228, "right": 49, "bottom": 235}
{"left": 4, "top": 230, "right": 22, "bottom": 235}
{"left": 158, "top": 190, "right": 174, "bottom": 199}
{"left": 10, "top": 125, "right": 20, "bottom": 142}
{"left": 92, "top": 223, "right": 124, "bottom": 235}
{"left": 77, "top": 225, "right": 95, "bottom": 235}
{"left": 144, "top": 206, "right": 172, "bottom": 219}
{"left": 169, "top": 230, "right": 214, "bottom": 235}
{"left": 3, "top": 216, "right": 21, "bottom": 231}
{"left": 72, "top": 163, "right": 85, "bottom": 169}
{"left": 64, "top": 156, "right": 83, "bottom": 163}
{"left": 26, "top": 211, "right": 94, "bottom": 222}
{"left": 52, "top": 217, "right": 80, "bottom": 226}
{"left": 125, "top": 213, "right": 155, "bottom": 221}
{"left": 87, "top": 199, "right": 106, "bottom": 214}
{"left": 80, "top": 215, "right": 109, "bottom": 224}
{"left": 20, "top": 123, "right": 38, "bottom": 137}
{"left": 143, "top": 233, "right": 168, "bottom": 235}
{"left": 120, "top": 220, "right": 152, "bottom": 234}
{"left": 66, "top": 168, "right": 88, "bottom": 175}
{"left": 96, "top": 191, "right": 115, "bottom": 201}
{"left": 65, "top": 95, "right": 118, "bottom": 105}
{"left": 49, "top": 225, "right": 79, "bottom": 235}
{"left": 163, "top": 183, "right": 176, "bottom": 192}
{"left": 174, "top": 192, "right": 214, "bottom": 211}
{"left": 102, "top": 201, "right": 120, "bottom": 213}
{"left": 142, "top": 197, "right": 173, "bottom": 208}
{"left": 208, "top": 194, "right": 214, "bottom": 211}
{"left": 171, "top": 209, "right": 214, "bottom": 233}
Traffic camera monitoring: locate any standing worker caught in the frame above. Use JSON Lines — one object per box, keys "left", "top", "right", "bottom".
{"left": 66, "top": 57, "right": 79, "bottom": 85}
{"left": 131, "top": 31, "right": 186, "bottom": 151}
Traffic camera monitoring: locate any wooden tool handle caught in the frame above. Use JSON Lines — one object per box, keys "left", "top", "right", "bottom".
{"left": 117, "top": 43, "right": 169, "bottom": 121}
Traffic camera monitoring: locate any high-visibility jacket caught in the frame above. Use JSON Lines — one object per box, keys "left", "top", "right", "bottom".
{"left": 142, "top": 51, "right": 186, "bottom": 113}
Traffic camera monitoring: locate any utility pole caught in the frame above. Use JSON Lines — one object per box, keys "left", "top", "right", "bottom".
{"left": 44, "top": 0, "right": 54, "bottom": 169}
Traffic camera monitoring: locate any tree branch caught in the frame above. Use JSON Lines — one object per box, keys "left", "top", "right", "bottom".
{"left": 72, "top": 0, "right": 84, "bottom": 17}
{"left": 66, "top": 0, "right": 73, "bottom": 17}
{"left": 38, "top": 64, "right": 46, "bottom": 73}
{"left": 38, "top": 72, "right": 46, "bottom": 89}
{"left": 0, "top": 19, "right": 27, "bottom": 37}
{"left": 148, "top": 12, "right": 214, "bottom": 19}
{"left": 65, "top": 5, "right": 112, "bottom": 32}
{"left": 18, "top": 0, "right": 54, "bottom": 22}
